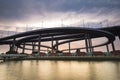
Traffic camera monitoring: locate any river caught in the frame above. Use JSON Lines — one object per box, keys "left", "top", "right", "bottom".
{"left": 0, "top": 60, "right": 120, "bottom": 80}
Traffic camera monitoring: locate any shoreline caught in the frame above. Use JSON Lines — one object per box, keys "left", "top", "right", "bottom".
{"left": 1, "top": 56, "right": 120, "bottom": 61}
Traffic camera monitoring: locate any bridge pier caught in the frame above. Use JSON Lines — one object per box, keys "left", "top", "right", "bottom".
{"left": 9, "top": 44, "right": 12, "bottom": 51}
{"left": 68, "top": 42, "right": 71, "bottom": 53}
{"left": 12, "top": 38, "right": 16, "bottom": 51}
{"left": 51, "top": 36, "right": 54, "bottom": 53}
{"left": 16, "top": 47, "right": 18, "bottom": 52}
{"left": 90, "top": 39, "right": 94, "bottom": 52}
{"left": 88, "top": 36, "right": 93, "bottom": 53}
{"left": 119, "top": 36, "right": 120, "bottom": 46}
{"left": 32, "top": 42, "right": 35, "bottom": 53}
{"left": 106, "top": 44, "right": 109, "bottom": 52}
{"left": 56, "top": 40, "right": 58, "bottom": 50}
{"left": 38, "top": 34, "right": 41, "bottom": 54}
{"left": 111, "top": 42, "right": 115, "bottom": 51}
{"left": 85, "top": 34, "right": 94, "bottom": 54}
{"left": 22, "top": 42, "right": 25, "bottom": 53}
{"left": 9, "top": 38, "right": 17, "bottom": 52}
{"left": 85, "top": 34, "right": 88, "bottom": 53}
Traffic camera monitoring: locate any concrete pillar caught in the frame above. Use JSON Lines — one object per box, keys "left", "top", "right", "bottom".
{"left": 51, "top": 36, "right": 54, "bottom": 53}
{"left": 89, "top": 39, "right": 94, "bottom": 52}
{"left": 12, "top": 38, "right": 16, "bottom": 51}
{"left": 119, "top": 36, "right": 120, "bottom": 44}
{"left": 87, "top": 34, "right": 93, "bottom": 53}
{"left": 9, "top": 44, "right": 12, "bottom": 51}
{"left": 85, "top": 34, "right": 89, "bottom": 53}
{"left": 88, "top": 38, "right": 92, "bottom": 52}
{"left": 56, "top": 40, "right": 58, "bottom": 50}
{"left": 111, "top": 42, "right": 115, "bottom": 51}
{"left": 68, "top": 42, "right": 71, "bottom": 53}
{"left": 32, "top": 42, "right": 35, "bottom": 53}
{"left": 22, "top": 42, "right": 25, "bottom": 53}
{"left": 119, "top": 36, "right": 120, "bottom": 43}
{"left": 38, "top": 34, "right": 41, "bottom": 54}
{"left": 16, "top": 47, "right": 18, "bottom": 52}
{"left": 106, "top": 44, "right": 109, "bottom": 52}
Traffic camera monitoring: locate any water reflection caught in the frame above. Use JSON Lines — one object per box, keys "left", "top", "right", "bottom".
{"left": 0, "top": 60, "right": 120, "bottom": 80}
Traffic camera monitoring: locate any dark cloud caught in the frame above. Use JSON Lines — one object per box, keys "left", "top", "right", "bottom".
{"left": 0, "top": 0, "right": 25, "bottom": 20}
{"left": 51, "top": 0, "right": 120, "bottom": 12}
{"left": 0, "top": 0, "right": 120, "bottom": 25}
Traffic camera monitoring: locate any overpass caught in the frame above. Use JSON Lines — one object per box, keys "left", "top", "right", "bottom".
{"left": 0, "top": 26, "right": 120, "bottom": 55}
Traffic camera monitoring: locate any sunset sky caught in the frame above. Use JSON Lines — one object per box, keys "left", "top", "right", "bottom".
{"left": 0, "top": 0, "right": 120, "bottom": 53}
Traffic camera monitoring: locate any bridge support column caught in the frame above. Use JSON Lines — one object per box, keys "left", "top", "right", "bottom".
{"left": 85, "top": 34, "right": 89, "bottom": 53}
{"left": 38, "top": 34, "right": 41, "bottom": 54}
{"left": 32, "top": 42, "right": 35, "bottom": 53}
{"left": 56, "top": 40, "right": 58, "bottom": 50}
{"left": 90, "top": 39, "right": 94, "bottom": 52}
{"left": 119, "top": 36, "right": 120, "bottom": 42}
{"left": 9, "top": 44, "right": 12, "bottom": 51}
{"left": 12, "top": 38, "right": 16, "bottom": 51}
{"left": 51, "top": 36, "right": 54, "bottom": 53}
{"left": 22, "top": 42, "right": 25, "bottom": 53}
{"left": 16, "top": 47, "right": 18, "bottom": 52}
{"left": 88, "top": 37, "right": 93, "bottom": 53}
{"left": 111, "top": 42, "right": 115, "bottom": 52}
{"left": 68, "top": 42, "right": 71, "bottom": 53}
{"left": 106, "top": 44, "right": 109, "bottom": 52}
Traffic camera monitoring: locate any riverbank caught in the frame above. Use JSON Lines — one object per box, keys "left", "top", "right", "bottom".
{"left": 25, "top": 56, "right": 120, "bottom": 61}
{"left": 1, "top": 56, "right": 120, "bottom": 61}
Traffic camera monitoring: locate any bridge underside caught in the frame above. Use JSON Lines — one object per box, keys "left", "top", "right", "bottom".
{"left": 0, "top": 26, "right": 120, "bottom": 55}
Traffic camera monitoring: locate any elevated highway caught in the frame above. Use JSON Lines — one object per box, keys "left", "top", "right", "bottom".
{"left": 0, "top": 26, "right": 119, "bottom": 53}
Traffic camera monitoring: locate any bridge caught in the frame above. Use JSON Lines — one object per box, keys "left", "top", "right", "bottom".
{"left": 0, "top": 26, "right": 120, "bottom": 60}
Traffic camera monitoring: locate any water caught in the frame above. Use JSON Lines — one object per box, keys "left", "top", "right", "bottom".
{"left": 0, "top": 60, "right": 120, "bottom": 80}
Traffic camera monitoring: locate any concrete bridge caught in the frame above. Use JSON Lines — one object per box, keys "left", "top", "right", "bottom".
{"left": 0, "top": 26, "right": 120, "bottom": 59}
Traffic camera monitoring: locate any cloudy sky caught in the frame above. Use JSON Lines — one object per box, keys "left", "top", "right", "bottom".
{"left": 0, "top": 0, "right": 120, "bottom": 29}
{"left": 0, "top": 0, "right": 120, "bottom": 53}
